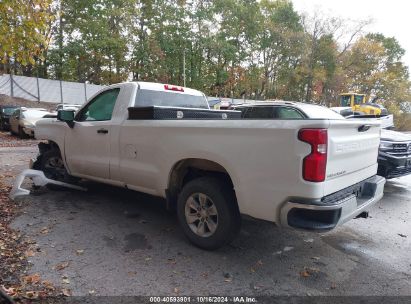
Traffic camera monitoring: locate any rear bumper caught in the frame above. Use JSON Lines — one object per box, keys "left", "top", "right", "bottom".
{"left": 377, "top": 152, "right": 411, "bottom": 179}
{"left": 280, "top": 175, "right": 385, "bottom": 231}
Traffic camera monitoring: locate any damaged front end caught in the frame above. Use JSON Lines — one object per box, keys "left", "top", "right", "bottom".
{"left": 9, "top": 169, "right": 87, "bottom": 200}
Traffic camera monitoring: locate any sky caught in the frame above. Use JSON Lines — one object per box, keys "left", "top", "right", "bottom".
{"left": 292, "top": 0, "right": 411, "bottom": 71}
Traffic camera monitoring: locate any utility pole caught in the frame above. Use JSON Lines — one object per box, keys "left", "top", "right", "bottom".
{"left": 183, "top": 49, "right": 186, "bottom": 87}
{"left": 10, "top": 74, "right": 14, "bottom": 97}
{"left": 58, "top": 0, "right": 64, "bottom": 104}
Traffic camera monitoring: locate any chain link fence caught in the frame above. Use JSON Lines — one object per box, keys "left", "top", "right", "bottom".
{"left": 0, "top": 74, "right": 105, "bottom": 105}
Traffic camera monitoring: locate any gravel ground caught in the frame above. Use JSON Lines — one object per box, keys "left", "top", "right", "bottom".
{"left": 1, "top": 131, "right": 410, "bottom": 298}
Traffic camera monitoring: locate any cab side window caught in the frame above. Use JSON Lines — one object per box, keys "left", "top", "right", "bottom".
{"left": 76, "top": 88, "right": 120, "bottom": 122}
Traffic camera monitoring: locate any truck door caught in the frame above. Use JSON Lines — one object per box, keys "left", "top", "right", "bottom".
{"left": 64, "top": 88, "right": 120, "bottom": 180}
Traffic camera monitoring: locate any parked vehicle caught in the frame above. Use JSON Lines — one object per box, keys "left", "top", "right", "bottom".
{"left": 230, "top": 101, "right": 344, "bottom": 119}
{"left": 0, "top": 105, "right": 19, "bottom": 131}
{"left": 331, "top": 107, "right": 394, "bottom": 129}
{"left": 338, "top": 92, "right": 389, "bottom": 116}
{"left": 235, "top": 102, "right": 411, "bottom": 179}
{"left": 55, "top": 104, "right": 82, "bottom": 112}
{"left": 9, "top": 107, "right": 53, "bottom": 138}
{"left": 378, "top": 129, "right": 411, "bottom": 178}
{"left": 207, "top": 98, "right": 221, "bottom": 109}
{"left": 33, "top": 83, "right": 385, "bottom": 249}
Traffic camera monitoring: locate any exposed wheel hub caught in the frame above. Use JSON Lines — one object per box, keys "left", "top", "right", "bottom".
{"left": 185, "top": 193, "right": 218, "bottom": 238}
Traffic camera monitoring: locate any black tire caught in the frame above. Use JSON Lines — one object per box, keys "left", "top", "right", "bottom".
{"left": 18, "top": 126, "right": 26, "bottom": 139}
{"left": 177, "top": 177, "right": 241, "bottom": 250}
{"left": 39, "top": 149, "right": 78, "bottom": 190}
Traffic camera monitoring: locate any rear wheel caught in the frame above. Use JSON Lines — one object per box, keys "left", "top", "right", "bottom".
{"left": 177, "top": 177, "right": 241, "bottom": 250}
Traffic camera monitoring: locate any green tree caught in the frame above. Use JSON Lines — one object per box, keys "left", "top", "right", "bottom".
{"left": 0, "top": 0, "right": 54, "bottom": 71}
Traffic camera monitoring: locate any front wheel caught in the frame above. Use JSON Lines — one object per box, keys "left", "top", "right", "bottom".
{"left": 18, "top": 126, "right": 26, "bottom": 139}
{"left": 38, "top": 149, "right": 78, "bottom": 189}
{"left": 177, "top": 177, "right": 241, "bottom": 250}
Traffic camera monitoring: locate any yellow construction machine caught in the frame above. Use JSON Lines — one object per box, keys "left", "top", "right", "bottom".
{"left": 338, "top": 93, "right": 388, "bottom": 115}
{"left": 333, "top": 92, "right": 394, "bottom": 128}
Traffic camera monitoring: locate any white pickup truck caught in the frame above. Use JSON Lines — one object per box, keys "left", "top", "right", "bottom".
{"left": 33, "top": 82, "right": 385, "bottom": 249}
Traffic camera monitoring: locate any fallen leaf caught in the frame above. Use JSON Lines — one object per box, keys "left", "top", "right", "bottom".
{"left": 24, "top": 291, "right": 39, "bottom": 299}
{"left": 40, "top": 227, "right": 49, "bottom": 234}
{"left": 23, "top": 274, "right": 41, "bottom": 284}
{"left": 61, "top": 288, "right": 71, "bottom": 297}
{"left": 76, "top": 249, "right": 84, "bottom": 255}
{"left": 331, "top": 282, "right": 337, "bottom": 289}
{"left": 174, "top": 287, "right": 179, "bottom": 294}
{"left": 88, "top": 290, "right": 96, "bottom": 295}
{"left": 42, "top": 280, "right": 55, "bottom": 291}
{"left": 309, "top": 267, "right": 320, "bottom": 273}
{"left": 55, "top": 261, "right": 69, "bottom": 271}
{"left": 25, "top": 250, "right": 35, "bottom": 257}
{"left": 3, "top": 286, "right": 18, "bottom": 297}
{"left": 62, "top": 278, "right": 70, "bottom": 284}
{"left": 300, "top": 270, "right": 310, "bottom": 277}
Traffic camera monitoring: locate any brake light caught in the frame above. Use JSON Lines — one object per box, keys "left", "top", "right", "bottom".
{"left": 298, "top": 129, "right": 328, "bottom": 182}
{"left": 164, "top": 84, "right": 184, "bottom": 92}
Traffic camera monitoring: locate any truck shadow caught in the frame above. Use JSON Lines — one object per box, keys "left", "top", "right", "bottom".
{"left": 12, "top": 179, "right": 408, "bottom": 295}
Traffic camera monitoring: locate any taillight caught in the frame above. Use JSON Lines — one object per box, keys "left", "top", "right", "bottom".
{"left": 164, "top": 84, "right": 184, "bottom": 92}
{"left": 298, "top": 128, "right": 328, "bottom": 182}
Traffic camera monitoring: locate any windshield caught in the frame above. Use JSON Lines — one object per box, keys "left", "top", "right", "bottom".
{"left": 136, "top": 89, "right": 209, "bottom": 109}
{"left": 340, "top": 96, "right": 351, "bottom": 107}
{"left": 2, "top": 108, "right": 17, "bottom": 115}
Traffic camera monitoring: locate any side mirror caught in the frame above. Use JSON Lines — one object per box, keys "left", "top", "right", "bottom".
{"left": 57, "top": 110, "right": 75, "bottom": 128}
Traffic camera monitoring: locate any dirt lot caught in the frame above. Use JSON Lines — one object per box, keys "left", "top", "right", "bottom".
{"left": 0, "top": 130, "right": 410, "bottom": 299}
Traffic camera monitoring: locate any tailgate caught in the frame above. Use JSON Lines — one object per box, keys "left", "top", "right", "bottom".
{"left": 324, "top": 120, "right": 381, "bottom": 195}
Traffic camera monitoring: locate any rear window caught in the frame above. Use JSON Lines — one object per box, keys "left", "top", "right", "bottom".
{"left": 135, "top": 89, "right": 209, "bottom": 109}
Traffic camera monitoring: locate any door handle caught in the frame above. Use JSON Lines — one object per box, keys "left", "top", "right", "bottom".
{"left": 97, "top": 128, "right": 108, "bottom": 134}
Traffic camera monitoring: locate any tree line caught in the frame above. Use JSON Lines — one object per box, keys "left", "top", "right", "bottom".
{"left": 1, "top": 0, "right": 410, "bottom": 108}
